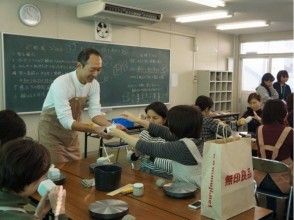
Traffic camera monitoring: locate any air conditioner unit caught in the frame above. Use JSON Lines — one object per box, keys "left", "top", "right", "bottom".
{"left": 77, "top": 0, "right": 163, "bottom": 26}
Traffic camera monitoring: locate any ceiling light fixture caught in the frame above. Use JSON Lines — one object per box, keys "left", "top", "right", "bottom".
{"left": 175, "top": 11, "right": 232, "bottom": 23}
{"left": 216, "top": 20, "right": 269, "bottom": 30}
{"left": 186, "top": 0, "right": 225, "bottom": 8}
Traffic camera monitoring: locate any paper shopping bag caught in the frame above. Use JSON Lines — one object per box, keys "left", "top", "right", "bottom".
{"left": 201, "top": 137, "right": 255, "bottom": 220}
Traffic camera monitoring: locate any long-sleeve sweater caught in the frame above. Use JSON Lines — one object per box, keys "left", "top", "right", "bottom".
{"left": 136, "top": 123, "right": 203, "bottom": 166}
{"left": 201, "top": 116, "right": 232, "bottom": 141}
{"left": 256, "top": 85, "right": 279, "bottom": 105}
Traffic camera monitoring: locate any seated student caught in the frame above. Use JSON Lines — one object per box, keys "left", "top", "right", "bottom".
{"left": 255, "top": 99, "right": 293, "bottom": 218}
{"left": 256, "top": 99, "right": 293, "bottom": 163}
{"left": 109, "top": 105, "right": 203, "bottom": 186}
{"left": 237, "top": 93, "right": 262, "bottom": 135}
{"left": 0, "top": 109, "right": 26, "bottom": 145}
{"left": 139, "top": 101, "right": 168, "bottom": 142}
{"left": 286, "top": 93, "right": 293, "bottom": 128}
{"left": 273, "top": 70, "right": 292, "bottom": 101}
{"left": 195, "top": 96, "right": 232, "bottom": 141}
{"left": 256, "top": 73, "right": 279, "bottom": 105}
{"left": 0, "top": 138, "right": 67, "bottom": 220}
{"left": 131, "top": 102, "right": 172, "bottom": 178}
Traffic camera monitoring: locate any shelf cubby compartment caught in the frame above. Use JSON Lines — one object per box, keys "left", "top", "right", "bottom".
{"left": 214, "top": 102, "right": 221, "bottom": 111}
{"left": 209, "top": 93, "right": 215, "bottom": 100}
{"left": 210, "top": 72, "right": 216, "bottom": 81}
{"left": 227, "top": 92, "right": 232, "bottom": 101}
{"left": 216, "top": 72, "right": 222, "bottom": 81}
{"left": 216, "top": 82, "right": 221, "bottom": 91}
{"left": 216, "top": 92, "right": 221, "bottom": 102}
{"left": 228, "top": 72, "right": 233, "bottom": 81}
{"left": 221, "top": 102, "right": 226, "bottom": 111}
{"left": 210, "top": 82, "right": 216, "bottom": 91}
{"left": 221, "top": 82, "right": 227, "bottom": 91}
{"left": 221, "top": 92, "right": 227, "bottom": 101}
{"left": 226, "top": 102, "right": 232, "bottom": 111}
{"left": 197, "top": 70, "right": 233, "bottom": 112}
{"left": 227, "top": 82, "right": 232, "bottom": 91}
{"left": 222, "top": 72, "right": 228, "bottom": 81}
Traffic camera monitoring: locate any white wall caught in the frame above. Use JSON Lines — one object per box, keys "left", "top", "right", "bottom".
{"left": 0, "top": 0, "right": 234, "bottom": 153}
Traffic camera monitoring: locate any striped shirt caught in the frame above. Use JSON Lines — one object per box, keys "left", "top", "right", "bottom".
{"left": 139, "top": 130, "right": 172, "bottom": 174}
{"left": 136, "top": 123, "right": 204, "bottom": 166}
{"left": 201, "top": 116, "right": 232, "bottom": 141}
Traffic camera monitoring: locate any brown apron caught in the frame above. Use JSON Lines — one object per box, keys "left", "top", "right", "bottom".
{"left": 38, "top": 96, "right": 87, "bottom": 163}
{"left": 254, "top": 125, "right": 293, "bottom": 193}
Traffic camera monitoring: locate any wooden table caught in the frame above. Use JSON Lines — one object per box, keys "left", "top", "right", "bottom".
{"left": 55, "top": 156, "right": 273, "bottom": 220}
{"left": 66, "top": 172, "right": 189, "bottom": 219}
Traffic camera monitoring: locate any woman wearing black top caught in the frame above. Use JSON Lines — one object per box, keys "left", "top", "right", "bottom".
{"left": 273, "top": 70, "right": 292, "bottom": 101}
{"left": 237, "top": 93, "right": 262, "bottom": 134}
{"left": 286, "top": 93, "right": 293, "bottom": 127}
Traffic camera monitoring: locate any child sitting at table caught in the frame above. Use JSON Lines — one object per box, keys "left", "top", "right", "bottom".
{"left": 237, "top": 93, "right": 262, "bottom": 135}
{"left": 109, "top": 105, "right": 203, "bottom": 186}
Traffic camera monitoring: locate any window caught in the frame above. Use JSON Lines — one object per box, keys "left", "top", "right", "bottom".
{"left": 242, "top": 58, "right": 269, "bottom": 91}
{"left": 271, "top": 58, "right": 294, "bottom": 89}
{"left": 241, "top": 40, "right": 294, "bottom": 54}
{"left": 239, "top": 39, "right": 294, "bottom": 112}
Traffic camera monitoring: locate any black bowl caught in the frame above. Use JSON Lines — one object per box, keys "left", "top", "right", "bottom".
{"left": 49, "top": 172, "right": 66, "bottom": 185}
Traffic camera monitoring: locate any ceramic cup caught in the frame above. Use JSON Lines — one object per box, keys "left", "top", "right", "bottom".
{"left": 38, "top": 179, "right": 56, "bottom": 197}
{"left": 48, "top": 167, "right": 61, "bottom": 180}
{"left": 133, "top": 183, "right": 144, "bottom": 197}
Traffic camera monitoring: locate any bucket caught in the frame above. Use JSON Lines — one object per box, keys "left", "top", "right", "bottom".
{"left": 94, "top": 165, "right": 122, "bottom": 191}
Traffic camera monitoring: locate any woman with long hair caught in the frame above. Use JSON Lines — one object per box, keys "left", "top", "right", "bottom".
{"left": 256, "top": 73, "right": 279, "bottom": 105}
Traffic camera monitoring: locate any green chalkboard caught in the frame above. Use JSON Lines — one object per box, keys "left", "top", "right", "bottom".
{"left": 3, "top": 33, "right": 170, "bottom": 113}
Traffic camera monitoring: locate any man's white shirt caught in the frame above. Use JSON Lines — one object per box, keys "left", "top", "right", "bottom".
{"left": 42, "top": 71, "right": 102, "bottom": 130}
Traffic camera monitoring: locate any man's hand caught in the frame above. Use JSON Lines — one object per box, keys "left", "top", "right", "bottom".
{"left": 94, "top": 126, "right": 113, "bottom": 139}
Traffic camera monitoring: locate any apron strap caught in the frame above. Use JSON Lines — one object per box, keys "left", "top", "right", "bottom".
{"left": 258, "top": 126, "right": 292, "bottom": 160}
{"left": 181, "top": 138, "right": 202, "bottom": 164}
{"left": 257, "top": 125, "right": 267, "bottom": 158}
{"left": 271, "top": 127, "right": 292, "bottom": 160}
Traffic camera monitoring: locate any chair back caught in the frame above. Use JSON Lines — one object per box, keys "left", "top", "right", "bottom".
{"left": 252, "top": 156, "right": 290, "bottom": 174}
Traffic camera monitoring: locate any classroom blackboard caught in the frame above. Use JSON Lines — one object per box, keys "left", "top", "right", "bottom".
{"left": 2, "top": 33, "right": 170, "bottom": 113}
